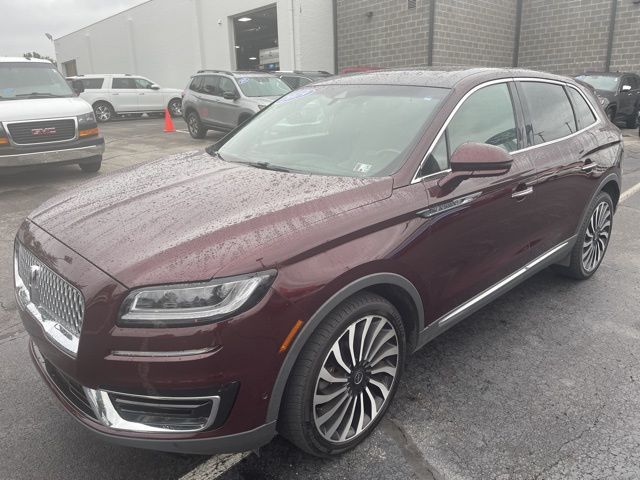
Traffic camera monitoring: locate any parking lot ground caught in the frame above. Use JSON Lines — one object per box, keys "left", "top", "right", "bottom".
{"left": 1, "top": 121, "right": 639, "bottom": 480}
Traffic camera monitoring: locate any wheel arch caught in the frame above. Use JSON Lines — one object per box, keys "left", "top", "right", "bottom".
{"left": 92, "top": 99, "right": 114, "bottom": 110}
{"left": 266, "top": 272, "right": 424, "bottom": 423}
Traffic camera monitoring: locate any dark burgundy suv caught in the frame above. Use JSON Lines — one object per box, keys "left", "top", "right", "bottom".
{"left": 15, "top": 69, "right": 622, "bottom": 457}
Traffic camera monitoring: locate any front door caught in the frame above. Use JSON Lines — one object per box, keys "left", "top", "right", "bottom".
{"left": 135, "top": 77, "right": 164, "bottom": 112}
{"left": 415, "top": 82, "right": 538, "bottom": 323}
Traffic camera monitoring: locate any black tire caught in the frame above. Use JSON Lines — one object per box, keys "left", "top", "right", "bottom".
{"left": 553, "top": 191, "right": 613, "bottom": 280}
{"left": 79, "top": 156, "right": 102, "bottom": 173}
{"left": 93, "top": 102, "right": 114, "bottom": 123}
{"left": 186, "top": 111, "right": 207, "bottom": 139}
{"left": 279, "top": 291, "right": 406, "bottom": 457}
{"left": 168, "top": 98, "right": 182, "bottom": 118}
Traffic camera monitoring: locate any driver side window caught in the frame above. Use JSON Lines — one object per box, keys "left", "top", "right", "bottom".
{"left": 420, "top": 83, "right": 518, "bottom": 178}
{"left": 134, "top": 78, "right": 154, "bottom": 89}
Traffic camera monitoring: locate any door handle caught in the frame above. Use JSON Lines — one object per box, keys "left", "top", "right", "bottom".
{"left": 581, "top": 161, "right": 597, "bottom": 172}
{"left": 511, "top": 185, "right": 533, "bottom": 199}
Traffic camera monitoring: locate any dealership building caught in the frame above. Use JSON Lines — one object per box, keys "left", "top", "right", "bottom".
{"left": 55, "top": 0, "right": 640, "bottom": 89}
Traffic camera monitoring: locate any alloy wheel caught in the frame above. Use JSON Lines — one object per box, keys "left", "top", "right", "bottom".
{"left": 582, "top": 201, "right": 611, "bottom": 272}
{"left": 188, "top": 114, "right": 199, "bottom": 135}
{"left": 94, "top": 105, "right": 111, "bottom": 122}
{"left": 169, "top": 100, "right": 182, "bottom": 117}
{"left": 313, "top": 315, "right": 399, "bottom": 444}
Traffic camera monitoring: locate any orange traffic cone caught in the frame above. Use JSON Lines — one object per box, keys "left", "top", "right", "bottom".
{"left": 163, "top": 108, "right": 176, "bottom": 133}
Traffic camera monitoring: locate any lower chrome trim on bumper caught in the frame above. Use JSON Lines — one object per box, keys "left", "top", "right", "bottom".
{"left": 0, "top": 143, "right": 104, "bottom": 167}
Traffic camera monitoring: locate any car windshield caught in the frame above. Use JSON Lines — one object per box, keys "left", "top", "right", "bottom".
{"left": 218, "top": 84, "right": 449, "bottom": 177}
{"left": 0, "top": 62, "right": 74, "bottom": 100}
{"left": 575, "top": 75, "right": 619, "bottom": 92}
{"left": 236, "top": 76, "right": 292, "bottom": 97}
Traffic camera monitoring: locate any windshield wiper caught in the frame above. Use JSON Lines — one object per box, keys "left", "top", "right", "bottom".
{"left": 15, "top": 92, "right": 65, "bottom": 98}
{"left": 241, "top": 161, "right": 293, "bottom": 173}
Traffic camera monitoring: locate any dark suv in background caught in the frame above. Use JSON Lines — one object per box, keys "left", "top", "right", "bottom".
{"left": 181, "top": 70, "right": 290, "bottom": 138}
{"left": 17, "top": 68, "right": 621, "bottom": 457}
{"left": 576, "top": 71, "right": 640, "bottom": 127}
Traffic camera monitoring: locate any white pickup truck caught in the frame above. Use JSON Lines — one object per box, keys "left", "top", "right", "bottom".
{"left": 67, "top": 74, "right": 183, "bottom": 122}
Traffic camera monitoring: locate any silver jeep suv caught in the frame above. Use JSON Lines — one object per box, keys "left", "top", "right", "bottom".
{"left": 181, "top": 70, "right": 291, "bottom": 139}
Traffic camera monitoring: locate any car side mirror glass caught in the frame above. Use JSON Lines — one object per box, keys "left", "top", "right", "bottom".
{"left": 437, "top": 142, "right": 513, "bottom": 191}
{"left": 150, "top": 84, "right": 160, "bottom": 90}
{"left": 621, "top": 85, "right": 632, "bottom": 92}
{"left": 223, "top": 91, "right": 238, "bottom": 100}
{"left": 71, "top": 79, "right": 85, "bottom": 95}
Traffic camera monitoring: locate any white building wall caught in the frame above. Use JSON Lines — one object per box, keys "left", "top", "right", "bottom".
{"left": 55, "top": 0, "right": 335, "bottom": 89}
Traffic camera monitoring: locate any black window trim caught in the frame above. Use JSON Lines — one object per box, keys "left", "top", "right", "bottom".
{"left": 412, "top": 77, "right": 602, "bottom": 184}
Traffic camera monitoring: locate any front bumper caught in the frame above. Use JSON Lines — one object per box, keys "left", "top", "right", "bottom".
{"left": 0, "top": 138, "right": 104, "bottom": 168}
{"left": 30, "top": 340, "right": 276, "bottom": 454}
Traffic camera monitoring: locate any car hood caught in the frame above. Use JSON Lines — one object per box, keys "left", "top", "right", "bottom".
{"left": 28, "top": 151, "right": 392, "bottom": 287}
{"left": 0, "top": 96, "right": 92, "bottom": 122}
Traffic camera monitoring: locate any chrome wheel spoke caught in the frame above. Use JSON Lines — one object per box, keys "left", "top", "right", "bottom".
{"left": 582, "top": 201, "right": 611, "bottom": 272}
{"left": 314, "top": 314, "right": 399, "bottom": 444}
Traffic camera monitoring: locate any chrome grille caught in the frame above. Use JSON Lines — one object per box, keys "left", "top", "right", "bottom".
{"left": 16, "top": 243, "right": 84, "bottom": 337}
{"left": 7, "top": 119, "right": 76, "bottom": 144}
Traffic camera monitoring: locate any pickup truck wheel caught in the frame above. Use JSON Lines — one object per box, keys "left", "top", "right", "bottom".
{"left": 79, "top": 156, "right": 102, "bottom": 173}
{"left": 168, "top": 99, "right": 182, "bottom": 117}
{"left": 93, "top": 102, "right": 114, "bottom": 123}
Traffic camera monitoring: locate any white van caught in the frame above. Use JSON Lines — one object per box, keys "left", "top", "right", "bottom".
{"left": 0, "top": 57, "right": 104, "bottom": 173}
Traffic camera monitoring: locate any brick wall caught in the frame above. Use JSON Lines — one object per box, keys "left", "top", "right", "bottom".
{"left": 336, "top": 0, "right": 430, "bottom": 71}
{"left": 512, "top": 0, "right": 611, "bottom": 75}
{"left": 610, "top": 1, "right": 640, "bottom": 73}
{"left": 432, "top": 0, "right": 517, "bottom": 67}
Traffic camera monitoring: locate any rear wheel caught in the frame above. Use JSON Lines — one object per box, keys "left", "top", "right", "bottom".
{"left": 79, "top": 156, "right": 102, "bottom": 173}
{"left": 168, "top": 98, "right": 182, "bottom": 117}
{"left": 187, "top": 111, "right": 207, "bottom": 139}
{"left": 554, "top": 191, "right": 613, "bottom": 280}
{"left": 279, "top": 292, "right": 405, "bottom": 457}
{"left": 93, "top": 102, "right": 114, "bottom": 123}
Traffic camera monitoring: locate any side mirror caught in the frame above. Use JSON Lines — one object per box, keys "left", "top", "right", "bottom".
{"left": 621, "top": 85, "right": 632, "bottom": 92}
{"left": 150, "top": 84, "right": 160, "bottom": 90}
{"left": 223, "top": 91, "right": 238, "bottom": 100}
{"left": 437, "top": 142, "right": 513, "bottom": 191}
{"left": 71, "top": 79, "right": 85, "bottom": 95}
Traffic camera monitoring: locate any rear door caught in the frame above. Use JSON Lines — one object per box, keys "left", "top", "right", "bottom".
{"left": 516, "top": 80, "right": 599, "bottom": 258}
{"left": 110, "top": 77, "right": 140, "bottom": 112}
{"left": 197, "top": 75, "right": 222, "bottom": 126}
{"left": 416, "top": 81, "right": 538, "bottom": 322}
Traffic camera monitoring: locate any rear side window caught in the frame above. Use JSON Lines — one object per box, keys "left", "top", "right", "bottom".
{"left": 519, "top": 82, "right": 576, "bottom": 145}
{"left": 112, "top": 78, "right": 137, "bottom": 89}
{"left": 567, "top": 87, "right": 597, "bottom": 130}
{"left": 201, "top": 75, "right": 220, "bottom": 96}
{"left": 447, "top": 83, "right": 518, "bottom": 154}
{"left": 189, "top": 76, "right": 203, "bottom": 92}
{"left": 81, "top": 78, "right": 104, "bottom": 89}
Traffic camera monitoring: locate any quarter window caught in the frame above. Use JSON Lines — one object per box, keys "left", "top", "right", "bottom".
{"left": 201, "top": 75, "right": 220, "bottom": 96}
{"left": 567, "top": 88, "right": 596, "bottom": 130}
{"left": 519, "top": 82, "right": 577, "bottom": 145}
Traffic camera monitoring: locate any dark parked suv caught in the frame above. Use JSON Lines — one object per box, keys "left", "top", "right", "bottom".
{"left": 16, "top": 68, "right": 621, "bottom": 457}
{"left": 576, "top": 71, "right": 640, "bottom": 127}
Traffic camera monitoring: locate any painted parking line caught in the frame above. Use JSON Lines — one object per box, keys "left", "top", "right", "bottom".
{"left": 621, "top": 179, "right": 640, "bottom": 203}
{"left": 175, "top": 129, "right": 190, "bottom": 134}
{"left": 178, "top": 453, "right": 250, "bottom": 480}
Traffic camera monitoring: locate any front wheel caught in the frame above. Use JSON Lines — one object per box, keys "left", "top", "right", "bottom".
{"left": 554, "top": 191, "right": 613, "bottom": 280}
{"left": 79, "top": 156, "right": 102, "bottom": 173}
{"left": 279, "top": 292, "right": 405, "bottom": 457}
{"left": 186, "top": 112, "right": 207, "bottom": 139}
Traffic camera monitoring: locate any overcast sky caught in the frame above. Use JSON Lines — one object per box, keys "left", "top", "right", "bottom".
{"left": 0, "top": 0, "right": 148, "bottom": 58}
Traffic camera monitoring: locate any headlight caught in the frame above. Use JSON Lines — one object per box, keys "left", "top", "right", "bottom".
{"left": 119, "top": 270, "right": 276, "bottom": 327}
{"left": 77, "top": 111, "right": 97, "bottom": 128}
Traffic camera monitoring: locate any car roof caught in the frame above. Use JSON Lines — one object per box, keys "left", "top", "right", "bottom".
{"left": 0, "top": 57, "right": 52, "bottom": 64}
{"left": 194, "top": 70, "right": 272, "bottom": 77}
{"left": 577, "top": 72, "right": 627, "bottom": 77}
{"left": 314, "top": 67, "right": 575, "bottom": 89}
{"left": 69, "top": 74, "right": 139, "bottom": 77}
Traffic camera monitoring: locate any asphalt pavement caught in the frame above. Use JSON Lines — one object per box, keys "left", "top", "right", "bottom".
{"left": 1, "top": 118, "right": 639, "bottom": 480}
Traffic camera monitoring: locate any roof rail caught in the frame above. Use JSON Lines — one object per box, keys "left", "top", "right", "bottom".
{"left": 196, "top": 69, "right": 234, "bottom": 76}
{"left": 294, "top": 70, "right": 332, "bottom": 75}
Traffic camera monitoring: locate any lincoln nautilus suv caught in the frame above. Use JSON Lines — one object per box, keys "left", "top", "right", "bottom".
{"left": 15, "top": 68, "right": 621, "bottom": 457}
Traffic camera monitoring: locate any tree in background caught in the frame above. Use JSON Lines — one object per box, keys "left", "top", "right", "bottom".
{"left": 23, "top": 51, "right": 57, "bottom": 66}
